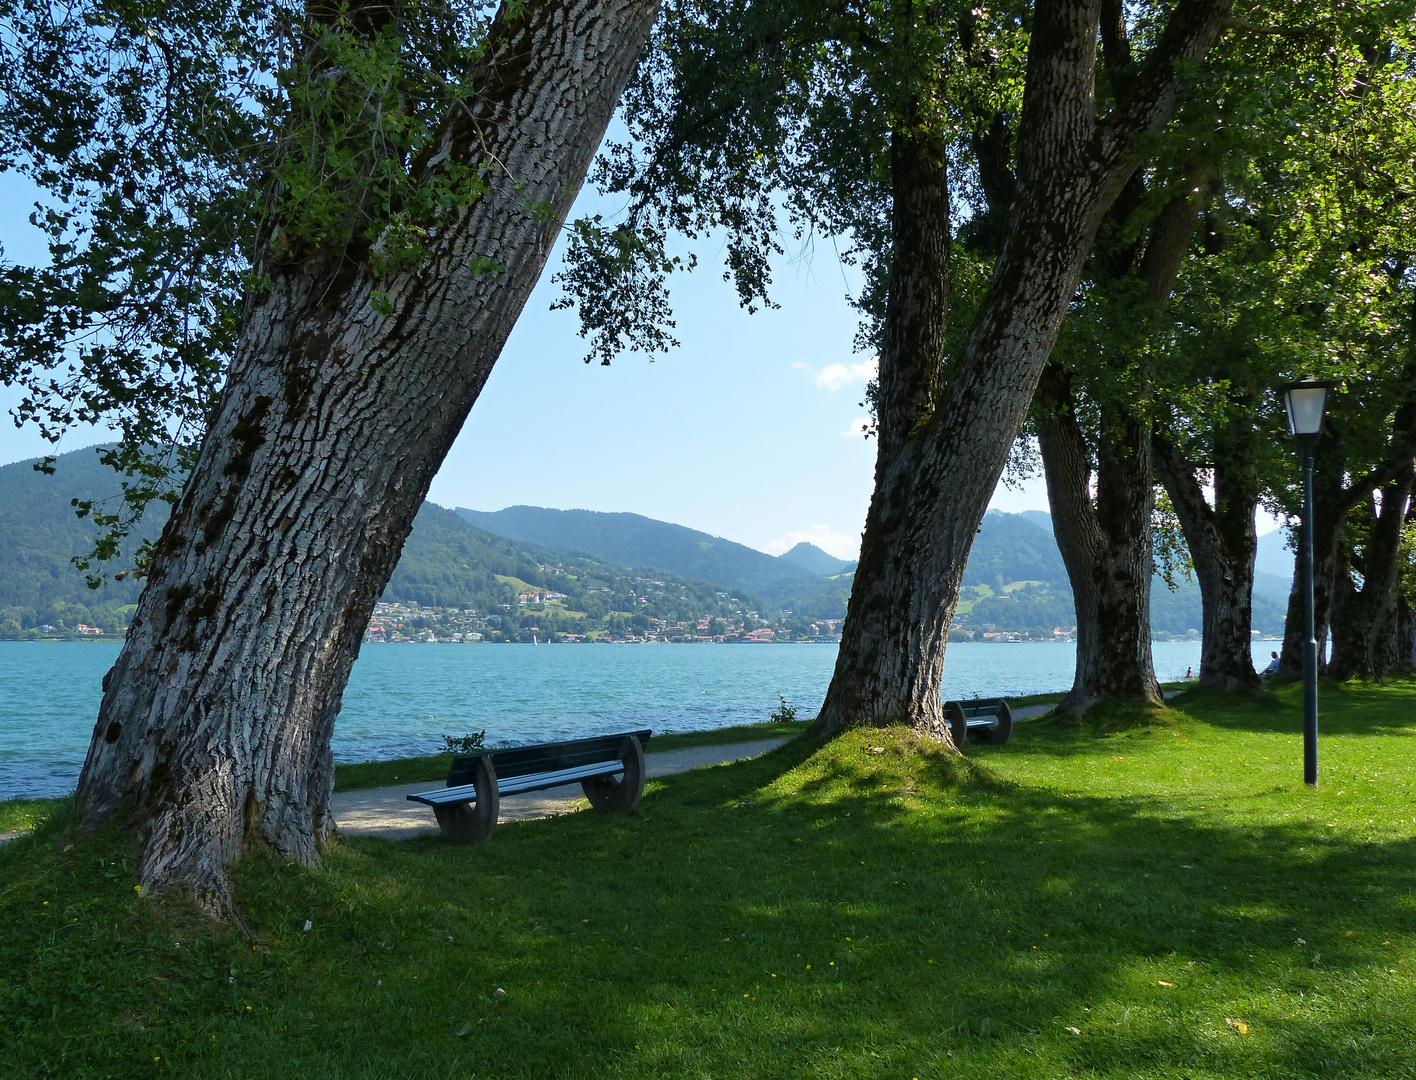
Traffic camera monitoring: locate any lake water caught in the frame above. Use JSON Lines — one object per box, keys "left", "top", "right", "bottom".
{"left": 0, "top": 640, "right": 1275, "bottom": 799}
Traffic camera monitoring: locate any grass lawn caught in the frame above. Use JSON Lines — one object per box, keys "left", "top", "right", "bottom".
{"left": 3, "top": 680, "right": 1415, "bottom": 1078}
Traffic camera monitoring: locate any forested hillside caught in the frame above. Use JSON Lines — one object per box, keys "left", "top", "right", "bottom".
{"left": 456, "top": 505, "right": 816, "bottom": 593}
{"left": 0, "top": 449, "right": 157, "bottom": 634}
{"left": 0, "top": 447, "right": 1289, "bottom": 640}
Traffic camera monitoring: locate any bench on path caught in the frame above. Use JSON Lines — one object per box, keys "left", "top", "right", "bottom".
{"left": 945, "top": 698, "right": 1012, "bottom": 746}
{"left": 408, "top": 729, "right": 651, "bottom": 842}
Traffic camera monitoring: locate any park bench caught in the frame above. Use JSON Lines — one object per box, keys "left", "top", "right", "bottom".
{"left": 945, "top": 697, "right": 1012, "bottom": 746}
{"left": 408, "top": 729, "right": 651, "bottom": 842}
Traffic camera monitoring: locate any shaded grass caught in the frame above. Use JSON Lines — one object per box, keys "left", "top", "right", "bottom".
{"left": 331, "top": 720, "right": 813, "bottom": 793}
{"left": 3, "top": 683, "right": 1416, "bottom": 1078}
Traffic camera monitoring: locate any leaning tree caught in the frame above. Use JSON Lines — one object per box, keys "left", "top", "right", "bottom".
{"left": 0, "top": 0, "right": 661, "bottom": 918}
{"left": 556, "top": 0, "right": 1234, "bottom": 739}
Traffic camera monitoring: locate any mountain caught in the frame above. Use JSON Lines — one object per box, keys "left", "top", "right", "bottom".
{"left": 1256, "top": 528, "right": 1295, "bottom": 578}
{"left": 951, "top": 508, "right": 1289, "bottom": 637}
{"left": 1017, "top": 509, "right": 1055, "bottom": 533}
{"left": 777, "top": 542, "right": 856, "bottom": 576}
{"left": 389, "top": 503, "right": 769, "bottom": 637}
{"left": 0, "top": 447, "right": 1291, "bottom": 640}
{"left": 0, "top": 449, "right": 790, "bottom": 640}
{"left": 963, "top": 510, "right": 1069, "bottom": 590}
{"left": 0, "top": 447, "right": 166, "bottom": 633}
{"left": 455, "top": 505, "right": 814, "bottom": 594}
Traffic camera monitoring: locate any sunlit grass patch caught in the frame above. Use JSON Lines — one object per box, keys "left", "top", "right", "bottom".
{"left": 0, "top": 796, "right": 65, "bottom": 837}
{"left": 2, "top": 683, "right": 1415, "bottom": 1077}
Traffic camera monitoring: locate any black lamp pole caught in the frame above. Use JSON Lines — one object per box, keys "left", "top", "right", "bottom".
{"left": 1282, "top": 377, "right": 1333, "bottom": 789}
{"left": 1300, "top": 442, "right": 1318, "bottom": 786}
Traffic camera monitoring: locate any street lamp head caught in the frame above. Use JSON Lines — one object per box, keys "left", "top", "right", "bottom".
{"left": 1281, "top": 378, "right": 1336, "bottom": 444}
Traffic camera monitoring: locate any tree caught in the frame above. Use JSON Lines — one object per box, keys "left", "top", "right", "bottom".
{"left": 1031, "top": 179, "right": 1201, "bottom": 714}
{"left": 2, "top": 0, "right": 662, "bottom": 918}
{"left": 812, "top": 0, "right": 1234, "bottom": 736}
{"left": 559, "top": 0, "right": 1232, "bottom": 740}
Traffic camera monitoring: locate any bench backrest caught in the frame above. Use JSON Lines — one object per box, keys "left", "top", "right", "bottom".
{"left": 944, "top": 697, "right": 1007, "bottom": 717}
{"left": 447, "top": 729, "right": 653, "bottom": 786}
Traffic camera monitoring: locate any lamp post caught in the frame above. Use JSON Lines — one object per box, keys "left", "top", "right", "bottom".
{"left": 1281, "top": 378, "right": 1334, "bottom": 787}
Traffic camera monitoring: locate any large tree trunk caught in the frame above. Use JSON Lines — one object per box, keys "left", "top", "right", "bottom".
{"left": 1328, "top": 467, "right": 1414, "bottom": 680}
{"left": 1024, "top": 177, "right": 1197, "bottom": 714}
{"left": 1152, "top": 427, "right": 1263, "bottom": 692}
{"left": 75, "top": 0, "right": 660, "bottom": 918}
{"left": 1036, "top": 369, "right": 1162, "bottom": 714}
{"left": 815, "top": 0, "right": 1234, "bottom": 738}
{"left": 814, "top": 114, "right": 953, "bottom": 737}
{"left": 1394, "top": 594, "right": 1416, "bottom": 675}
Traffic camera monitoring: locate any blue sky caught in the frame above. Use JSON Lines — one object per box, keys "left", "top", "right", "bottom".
{"left": 0, "top": 167, "right": 1057, "bottom": 560}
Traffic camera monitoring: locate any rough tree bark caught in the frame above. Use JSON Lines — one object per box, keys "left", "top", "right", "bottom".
{"left": 814, "top": 115, "right": 954, "bottom": 737}
{"left": 814, "top": 0, "right": 1234, "bottom": 738}
{"left": 1395, "top": 595, "right": 1416, "bottom": 675}
{"left": 1328, "top": 466, "right": 1414, "bottom": 681}
{"left": 1036, "top": 369, "right": 1162, "bottom": 713}
{"left": 1032, "top": 184, "right": 1196, "bottom": 714}
{"left": 1152, "top": 425, "right": 1264, "bottom": 691}
{"left": 75, "top": 0, "right": 660, "bottom": 917}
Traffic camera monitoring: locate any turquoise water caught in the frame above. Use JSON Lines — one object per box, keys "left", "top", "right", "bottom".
{"left": 0, "top": 640, "right": 1266, "bottom": 799}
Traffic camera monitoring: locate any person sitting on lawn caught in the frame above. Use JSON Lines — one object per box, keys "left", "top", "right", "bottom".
{"left": 1262, "top": 651, "right": 1281, "bottom": 679}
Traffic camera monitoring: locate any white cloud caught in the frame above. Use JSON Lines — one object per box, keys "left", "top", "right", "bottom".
{"left": 842, "top": 416, "right": 871, "bottom": 438}
{"left": 813, "top": 356, "right": 877, "bottom": 392}
{"left": 763, "top": 524, "right": 860, "bottom": 561}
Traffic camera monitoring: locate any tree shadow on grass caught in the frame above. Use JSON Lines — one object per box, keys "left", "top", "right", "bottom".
{"left": 5, "top": 726, "right": 1415, "bottom": 1079}
{"left": 274, "top": 728, "right": 1416, "bottom": 1078}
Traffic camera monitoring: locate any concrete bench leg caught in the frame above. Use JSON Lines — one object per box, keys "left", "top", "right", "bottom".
{"left": 968, "top": 703, "right": 1013, "bottom": 745}
{"left": 582, "top": 735, "right": 646, "bottom": 812}
{"left": 947, "top": 702, "right": 968, "bottom": 749}
{"left": 433, "top": 757, "right": 499, "bottom": 842}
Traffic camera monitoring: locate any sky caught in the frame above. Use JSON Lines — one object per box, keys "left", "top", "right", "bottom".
{"left": 0, "top": 166, "right": 1062, "bottom": 561}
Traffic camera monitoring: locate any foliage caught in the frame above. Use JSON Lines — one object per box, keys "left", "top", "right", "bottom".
{"left": 0, "top": 0, "right": 502, "bottom": 574}
{"left": 5, "top": 682, "right": 1416, "bottom": 1076}
{"left": 440, "top": 731, "right": 486, "bottom": 755}
{"left": 767, "top": 693, "right": 796, "bottom": 724}
{"left": 1150, "top": 4, "right": 1416, "bottom": 516}
{"left": 554, "top": 0, "right": 1029, "bottom": 365}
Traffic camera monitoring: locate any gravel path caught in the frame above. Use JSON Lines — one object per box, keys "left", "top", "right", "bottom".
{"left": 331, "top": 737, "right": 791, "bottom": 841}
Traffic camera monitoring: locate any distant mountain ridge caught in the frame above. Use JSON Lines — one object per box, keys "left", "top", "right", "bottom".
{"left": 0, "top": 447, "right": 1291, "bottom": 639}
{"left": 777, "top": 542, "right": 856, "bottom": 577}
{"left": 455, "top": 505, "right": 819, "bottom": 594}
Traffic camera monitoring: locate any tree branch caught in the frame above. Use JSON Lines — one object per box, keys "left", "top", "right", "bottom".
{"left": 1101, "top": 0, "right": 1234, "bottom": 154}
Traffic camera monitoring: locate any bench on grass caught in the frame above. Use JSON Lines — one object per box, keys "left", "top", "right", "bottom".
{"left": 945, "top": 697, "right": 1012, "bottom": 746}
{"left": 408, "top": 729, "right": 652, "bottom": 842}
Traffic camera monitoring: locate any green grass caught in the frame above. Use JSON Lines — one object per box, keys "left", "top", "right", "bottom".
{"left": 0, "top": 797, "right": 62, "bottom": 836}
{"left": 4, "top": 681, "right": 1416, "bottom": 1078}
{"left": 645, "top": 719, "right": 812, "bottom": 752}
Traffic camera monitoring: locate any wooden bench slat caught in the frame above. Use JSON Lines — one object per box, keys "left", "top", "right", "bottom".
{"left": 407, "top": 759, "right": 625, "bottom": 807}
{"left": 445, "top": 728, "right": 652, "bottom": 786}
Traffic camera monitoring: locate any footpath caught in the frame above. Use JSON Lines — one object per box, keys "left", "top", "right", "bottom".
{"left": 332, "top": 737, "right": 792, "bottom": 840}
{"left": 0, "top": 702, "right": 1073, "bottom": 846}
{"left": 334, "top": 702, "right": 1063, "bottom": 840}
